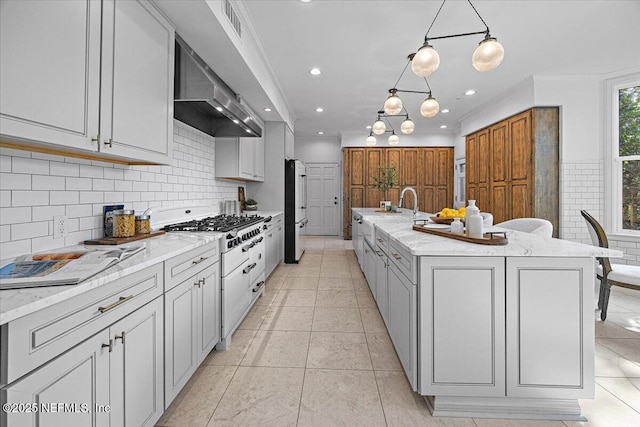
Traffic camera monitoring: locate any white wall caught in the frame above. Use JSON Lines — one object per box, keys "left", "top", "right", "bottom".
{"left": 295, "top": 136, "right": 342, "bottom": 164}
{"left": 0, "top": 121, "right": 242, "bottom": 262}
{"left": 341, "top": 132, "right": 455, "bottom": 148}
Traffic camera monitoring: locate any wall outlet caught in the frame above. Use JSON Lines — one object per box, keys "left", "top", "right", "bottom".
{"left": 54, "top": 215, "right": 68, "bottom": 239}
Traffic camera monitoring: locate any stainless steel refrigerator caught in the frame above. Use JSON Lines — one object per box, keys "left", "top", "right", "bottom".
{"left": 285, "top": 159, "right": 307, "bottom": 263}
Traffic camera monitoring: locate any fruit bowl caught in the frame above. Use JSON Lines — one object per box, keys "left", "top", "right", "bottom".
{"left": 430, "top": 216, "right": 455, "bottom": 224}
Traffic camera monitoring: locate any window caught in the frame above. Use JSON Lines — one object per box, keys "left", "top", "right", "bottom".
{"left": 611, "top": 79, "right": 640, "bottom": 233}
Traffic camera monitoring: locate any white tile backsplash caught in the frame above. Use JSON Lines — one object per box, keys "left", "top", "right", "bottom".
{"left": 0, "top": 121, "right": 243, "bottom": 261}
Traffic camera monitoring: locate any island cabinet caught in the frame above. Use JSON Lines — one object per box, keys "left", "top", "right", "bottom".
{"left": 163, "top": 244, "right": 220, "bottom": 406}
{"left": 0, "top": 0, "right": 175, "bottom": 165}
{"left": 373, "top": 228, "right": 389, "bottom": 326}
{"left": 215, "top": 137, "right": 265, "bottom": 182}
{"left": 2, "top": 264, "right": 165, "bottom": 427}
{"left": 265, "top": 214, "right": 284, "bottom": 277}
{"left": 465, "top": 108, "right": 559, "bottom": 235}
{"left": 363, "top": 239, "right": 377, "bottom": 296}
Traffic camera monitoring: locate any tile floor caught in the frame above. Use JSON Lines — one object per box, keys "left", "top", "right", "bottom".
{"left": 156, "top": 236, "right": 640, "bottom": 427}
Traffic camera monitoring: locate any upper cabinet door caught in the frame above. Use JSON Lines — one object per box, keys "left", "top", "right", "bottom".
{"left": 254, "top": 137, "right": 265, "bottom": 180}
{"left": 0, "top": 0, "right": 101, "bottom": 153}
{"left": 239, "top": 138, "right": 257, "bottom": 180}
{"left": 100, "top": 0, "right": 174, "bottom": 164}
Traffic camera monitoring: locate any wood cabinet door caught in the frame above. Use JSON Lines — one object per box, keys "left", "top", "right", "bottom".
{"left": 100, "top": 0, "right": 174, "bottom": 164}
{"left": 400, "top": 148, "right": 419, "bottom": 208}
{"left": 3, "top": 331, "right": 110, "bottom": 427}
{"left": 490, "top": 122, "right": 509, "bottom": 184}
{"left": 386, "top": 148, "right": 402, "bottom": 205}
{"left": 343, "top": 148, "right": 365, "bottom": 238}
{"left": 366, "top": 148, "right": 384, "bottom": 204}
{"left": 477, "top": 130, "right": 490, "bottom": 186}
{"left": 110, "top": 297, "right": 164, "bottom": 427}
{"left": 509, "top": 110, "right": 532, "bottom": 217}
{"left": 491, "top": 182, "right": 509, "bottom": 225}
{"left": 0, "top": 0, "right": 101, "bottom": 153}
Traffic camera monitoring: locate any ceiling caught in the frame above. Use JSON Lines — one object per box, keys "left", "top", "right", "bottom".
{"left": 157, "top": 1, "right": 640, "bottom": 140}
{"left": 238, "top": 0, "right": 640, "bottom": 138}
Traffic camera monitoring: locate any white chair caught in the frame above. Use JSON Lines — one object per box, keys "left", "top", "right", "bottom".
{"left": 480, "top": 212, "right": 493, "bottom": 226}
{"left": 495, "top": 218, "right": 553, "bottom": 237}
{"left": 581, "top": 210, "right": 640, "bottom": 321}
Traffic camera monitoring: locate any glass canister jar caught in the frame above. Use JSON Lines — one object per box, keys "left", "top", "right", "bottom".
{"left": 135, "top": 215, "right": 151, "bottom": 235}
{"left": 113, "top": 210, "right": 135, "bottom": 238}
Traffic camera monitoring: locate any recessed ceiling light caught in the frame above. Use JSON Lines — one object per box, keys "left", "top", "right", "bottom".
{"left": 263, "top": 108, "right": 272, "bottom": 112}
{"left": 440, "top": 125, "right": 447, "bottom": 129}
{"left": 309, "top": 67, "right": 321, "bottom": 76}
{"left": 366, "top": 125, "right": 372, "bottom": 129}
{"left": 318, "top": 131, "right": 324, "bottom": 135}
{"left": 245, "top": 129, "right": 252, "bottom": 133}
{"left": 464, "top": 89, "right": 476, "bottom": 96}
{"left": 300, "top": 0, "right": 311, "bottom": 3}
{"left": 441, "top": 109, "right": 450, "bottom": 113}
{"left": 215, "top": 106, "right": 223, "bottom": 112}
{"left": 315, "top": 107, "right": 324, "bottom": 113}
{"left": 232, "top": 119, "right": 239, "bottom": 124}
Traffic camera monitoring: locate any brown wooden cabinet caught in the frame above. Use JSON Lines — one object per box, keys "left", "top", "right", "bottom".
{"left": 343, "top": 146, "right": 454, "bottom": 239}
{"left": 465, "top": 107, "right": 559, "bottom": 235}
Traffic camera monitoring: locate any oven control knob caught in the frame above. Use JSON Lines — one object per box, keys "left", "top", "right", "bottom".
{"left": 236, "top": 237, "right": 242, "bottom": 244}
{"left": 242, "top": 235, "right": 247, "bottom": 241}
{"left": 227, "top": 241, "right": 233, "bottom": 249}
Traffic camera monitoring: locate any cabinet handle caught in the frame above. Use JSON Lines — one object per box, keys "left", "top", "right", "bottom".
{"left": 376, "top": 250, "right": 384, "bottom": 257}
{"left": 192, "top": 256, "right": 208, "bottom": 265}
{"left": 98, "top": 295, "right": 133, "bottom": 313}
{"left": 377, "top": 238, "right": 383, "bottom": 242}
{"left": 92, "top": 135, "right": 101, "bottom": 147}
{"left": 104, "top": 138, "right": 113, "bottom": 148}
{"left": 242, "top": 244, "right": 252, "bottom": 252}
{"left": 194, "top": 277, "right": 206, "bottom": 288}
{"left": 102, "top": 339, "right": 113, "bottom": 353}
{"left": 253, "top": 281, "right": 265, "bottom": 292}
{"left": 365, "top": 249, "right": 369, "bottom": 254}
{"left": 243, "top": 263, "right": 257, "bottom": 274}
{"left": 115, "top": 331, "right": 125, "bottom": 344}
{"left": 268, "top": 233, "right": 273, "bottom": 237}
{"left": 258, "top": 253, "right": 262, "bottom": 260}
{"left": 391, "top": 253, "right": 402, "bottom": 260}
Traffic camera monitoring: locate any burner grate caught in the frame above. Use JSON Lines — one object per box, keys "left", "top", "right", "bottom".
{"left": 162, "top": 214, "right": 264, "bottom": 233}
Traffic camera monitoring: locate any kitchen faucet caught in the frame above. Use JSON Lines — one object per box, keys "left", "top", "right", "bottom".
{"left": 399, "top": 187, "right": 418, "bottom": 219}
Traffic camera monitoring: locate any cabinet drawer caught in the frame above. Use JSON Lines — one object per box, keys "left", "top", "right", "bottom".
{"left": 164, "top": 242, "right": 219, "bottom": 291}
{"left": 1, "top": 263, "right": 163, "bottom": 385}
{"left": 388, "top": 240, "right": 417, "bottom": 284}
{"left": 375, "top": 228, "right": 389, "bottom": 255}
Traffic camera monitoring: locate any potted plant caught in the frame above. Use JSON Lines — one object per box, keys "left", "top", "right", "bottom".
{"left": 370, "top": 166, "right": 397, "bottom": 209}
{"left": 245, "top": 198, "right": 258, "bottom": 211}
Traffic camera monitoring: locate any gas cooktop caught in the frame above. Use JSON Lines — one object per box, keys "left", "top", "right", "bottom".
{"left": 162, "top": 214, "right": 264, "bottom": 233}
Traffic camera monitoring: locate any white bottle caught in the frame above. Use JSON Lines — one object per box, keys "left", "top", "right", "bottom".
{"left": 467, "top": 211, "right": 484, "bottom": 238}
{"left": 450, "top": 217, "right": 464, "bottom": 235}
{"left": 465, "top": 200, "right": 479, "bottom": 224}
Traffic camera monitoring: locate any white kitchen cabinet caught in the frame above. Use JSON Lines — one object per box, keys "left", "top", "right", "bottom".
{"left": 284, "top": 124, "right": 295, "bottom": 159}
{"left": 0, "top": 0, "right": 174, "bottom": 165}
{"left": 387, "top": 261, "right": 417, "bottom": 391}
{"left": 164, "top": 261, "right": 220, "bottom": 406}
{"left": 374, "top": 248, "right": 389, "bottom": 327}
{"left": 352, "top": 214, "right": 363, "bottom": 268}
{"left": 216, "top": 137, "right": 265, "bottom": 181}
{"left": 265, "top": 214, "right": 283, "bottom": 277}
{"left": 2, "top": 297, "right": 163, "bottom": 427}
{"left": 363, "top": 239, "right": 377, "bottom": 296}
{"left": 419, "top": 257, "right": 505, "bottom": 397}
{"left": 506, "top": 257, "right": 594, "bottom": 399}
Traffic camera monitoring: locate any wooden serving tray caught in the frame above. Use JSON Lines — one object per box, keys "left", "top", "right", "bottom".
{"left": 412, "top": 225, "right": 508, "bottom": 245}
{"left": 84, "top": 230, "right": 165, "bottom": 245}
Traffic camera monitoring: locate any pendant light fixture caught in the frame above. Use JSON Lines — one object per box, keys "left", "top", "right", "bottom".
{"left": 366, "top": 133, "right": 377, "bottom": 146}
{"left": 420, "top": 94, "right": 439, "bottom": 118}
{"left": 388, "top": 131, "right": 399, "bottom": 146}
{"left": 372, "top": 112, "right": 386, "bottom": 135}
{"left": 400, "top": 117, "right": 415, "bottom": 134}
{"left": 383, "top": 89, "right": 403, "bottom": 115}
{"left": 411, "top": 0, "right": 504, "bottom": 77}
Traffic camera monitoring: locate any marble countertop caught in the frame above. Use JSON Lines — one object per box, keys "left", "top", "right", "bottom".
{"left": 0, "top": 232, "right": 223, "bottom": 325}
{"left": 242, "top": 210, "right": 283, "bottom": 218}
{"left": 352, "top": 208, "right": 622, "bottom": 258}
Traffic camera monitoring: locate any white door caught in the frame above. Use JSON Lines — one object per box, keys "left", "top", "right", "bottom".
{"left": 305, "top": 163, "right": 340, "bottom": 235}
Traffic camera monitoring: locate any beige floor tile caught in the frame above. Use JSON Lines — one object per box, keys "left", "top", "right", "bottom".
{"left": 271, "top": 289, "right": 317, "bottom": 307}
{"left": 203, "top": 329, "right": 257, "bottom": 366}
{"left": 265, "top": 275, "right": 286, "bottom": 290}
{"left": 593, "top": 342, "right": 640, "bottom": 378}
{"left": 352, "top": 275, "right": 370, "bottom": 290}
{"left": 209, "top": 366, "right": 304, "bottom": 427}
{"left": 312, "top": 307, "right": 364, "bottom": 332}
{"left": 375, "top": 371, "right": 475, "bottom": 427}
{"left": 565, "top": 384, "right": 640, "bottom": 427}
{"left": 323, "top": 254, "right": 349, "bottom": 263}
{"left": 241, "top": 330, "right": 310, "bottom": 368}
{"left": 270, "top": 264, "right": 293, "bottom": 277}
{"left": 298, "top": 369, "right": 386, "bottom": 427}
{"left": 367, "top": 333, "right": 402, "bottom": 371}
{"left": 351, "top": 266, "right": 366, "bottom": 277}
{"left": 598, "top": 338, "right": 640, "bottom": 364}
{"left": 355, "top": 289, "right": 377, "bottom": 308}
{"left": 254, "top": 287, "right": 281, "bottom": 306}
{"left": 474, "top": 420, "right": 565, "bottom": 426}
{"left": 595, "top": 319, "right": 640, "bottom": 339}
{"left": 596, "top": 377, "right": 640, "bottom": 412}
{"left": 320, "top": 266, "right": 352, "bottom": 278}
{"left": 360, "top": 307, "right": 387, "bottom": 333}
{"left": 606, "top": 293, "right": 640, "bottom": 312}
{"left": 280, "top": 276, "right": 319, "bottom": 290}
{"left": 299, "top": 255, "right": 323, "bottom": 267}
{"left": 603, "top": 312, "right": 640, "bottom": 335}
{"left": 157, "top": 364, "right": 236, "bottom": 427}
{"left": 323, "top": 248, "right": 347, "bottom": 254}
{"left": 304, "top": 248, "right": 323, "bottom": 254}
{"left": 306, "top": 332, "right": 372, "bottom": 370}
{"left": 317, "top": 276, "right": 354, "bottom": 290}
{"left": 315, "top": 290, "right": 358, "bottom": 308}
{"left": 237, "top": 304, "right": 270, "bottom": 330}
{"left": 288, "top": 266, "right": 321, "bottom": 277}
{"left": 260, "top": 306, "right": 315, "bottom": 331}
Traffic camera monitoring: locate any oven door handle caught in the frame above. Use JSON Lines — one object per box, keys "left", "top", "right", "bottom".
{"left": 252, "top": 281, "right": 265, "bottom": 292}
{"left": 255, "top": 237, "right": 264, "bottom": 244}
{"left": 243, "top": 263, "right": 257, "bottom": 274}
{"left": 242, "top": 243, "right": 253, "bottom": 252}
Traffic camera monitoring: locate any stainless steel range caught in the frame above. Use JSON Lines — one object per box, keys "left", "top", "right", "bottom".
{"left": 149, "top": 206, "right": 270, "bottom": 350}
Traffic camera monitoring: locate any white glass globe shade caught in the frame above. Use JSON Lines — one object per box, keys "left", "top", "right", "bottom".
{"left": 420, "top": 96, "right": 440, "bottom": 118}
{"left": 411, "top": 44, "right": 440, "bottom": 77}
{"left": 400, "top": 118, "right": 415, "bottom": 134}
{"left": 472, "top": 38, "right": 504, "bottom": 72}
{"left": 365, "top": 135, "right": 377, "bottom": 146}
{"left": 372, "top": 119, "right": 386, "bottom": 135}
{"left": 388, "top": 133, "right": 399, "bottom": 146}
{"left": 384, "top": 94, "right": 403, "bottom": 115}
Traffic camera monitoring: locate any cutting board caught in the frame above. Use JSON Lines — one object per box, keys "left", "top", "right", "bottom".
{"left": 84, "top": 231, "right": 165, "bottom": 245}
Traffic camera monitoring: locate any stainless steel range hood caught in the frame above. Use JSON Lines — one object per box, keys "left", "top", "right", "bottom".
{"left": 174, "top": 35, "right": 262, "bottom": 138}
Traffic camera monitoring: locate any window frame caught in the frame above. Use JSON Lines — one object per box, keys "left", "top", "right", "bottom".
{"left": 605, "top": 73, "right": 640, "bottom": 238}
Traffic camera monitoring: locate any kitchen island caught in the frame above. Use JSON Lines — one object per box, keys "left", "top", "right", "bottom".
{"left": 352, "top": 208, "right": 622, "bottom": 421}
